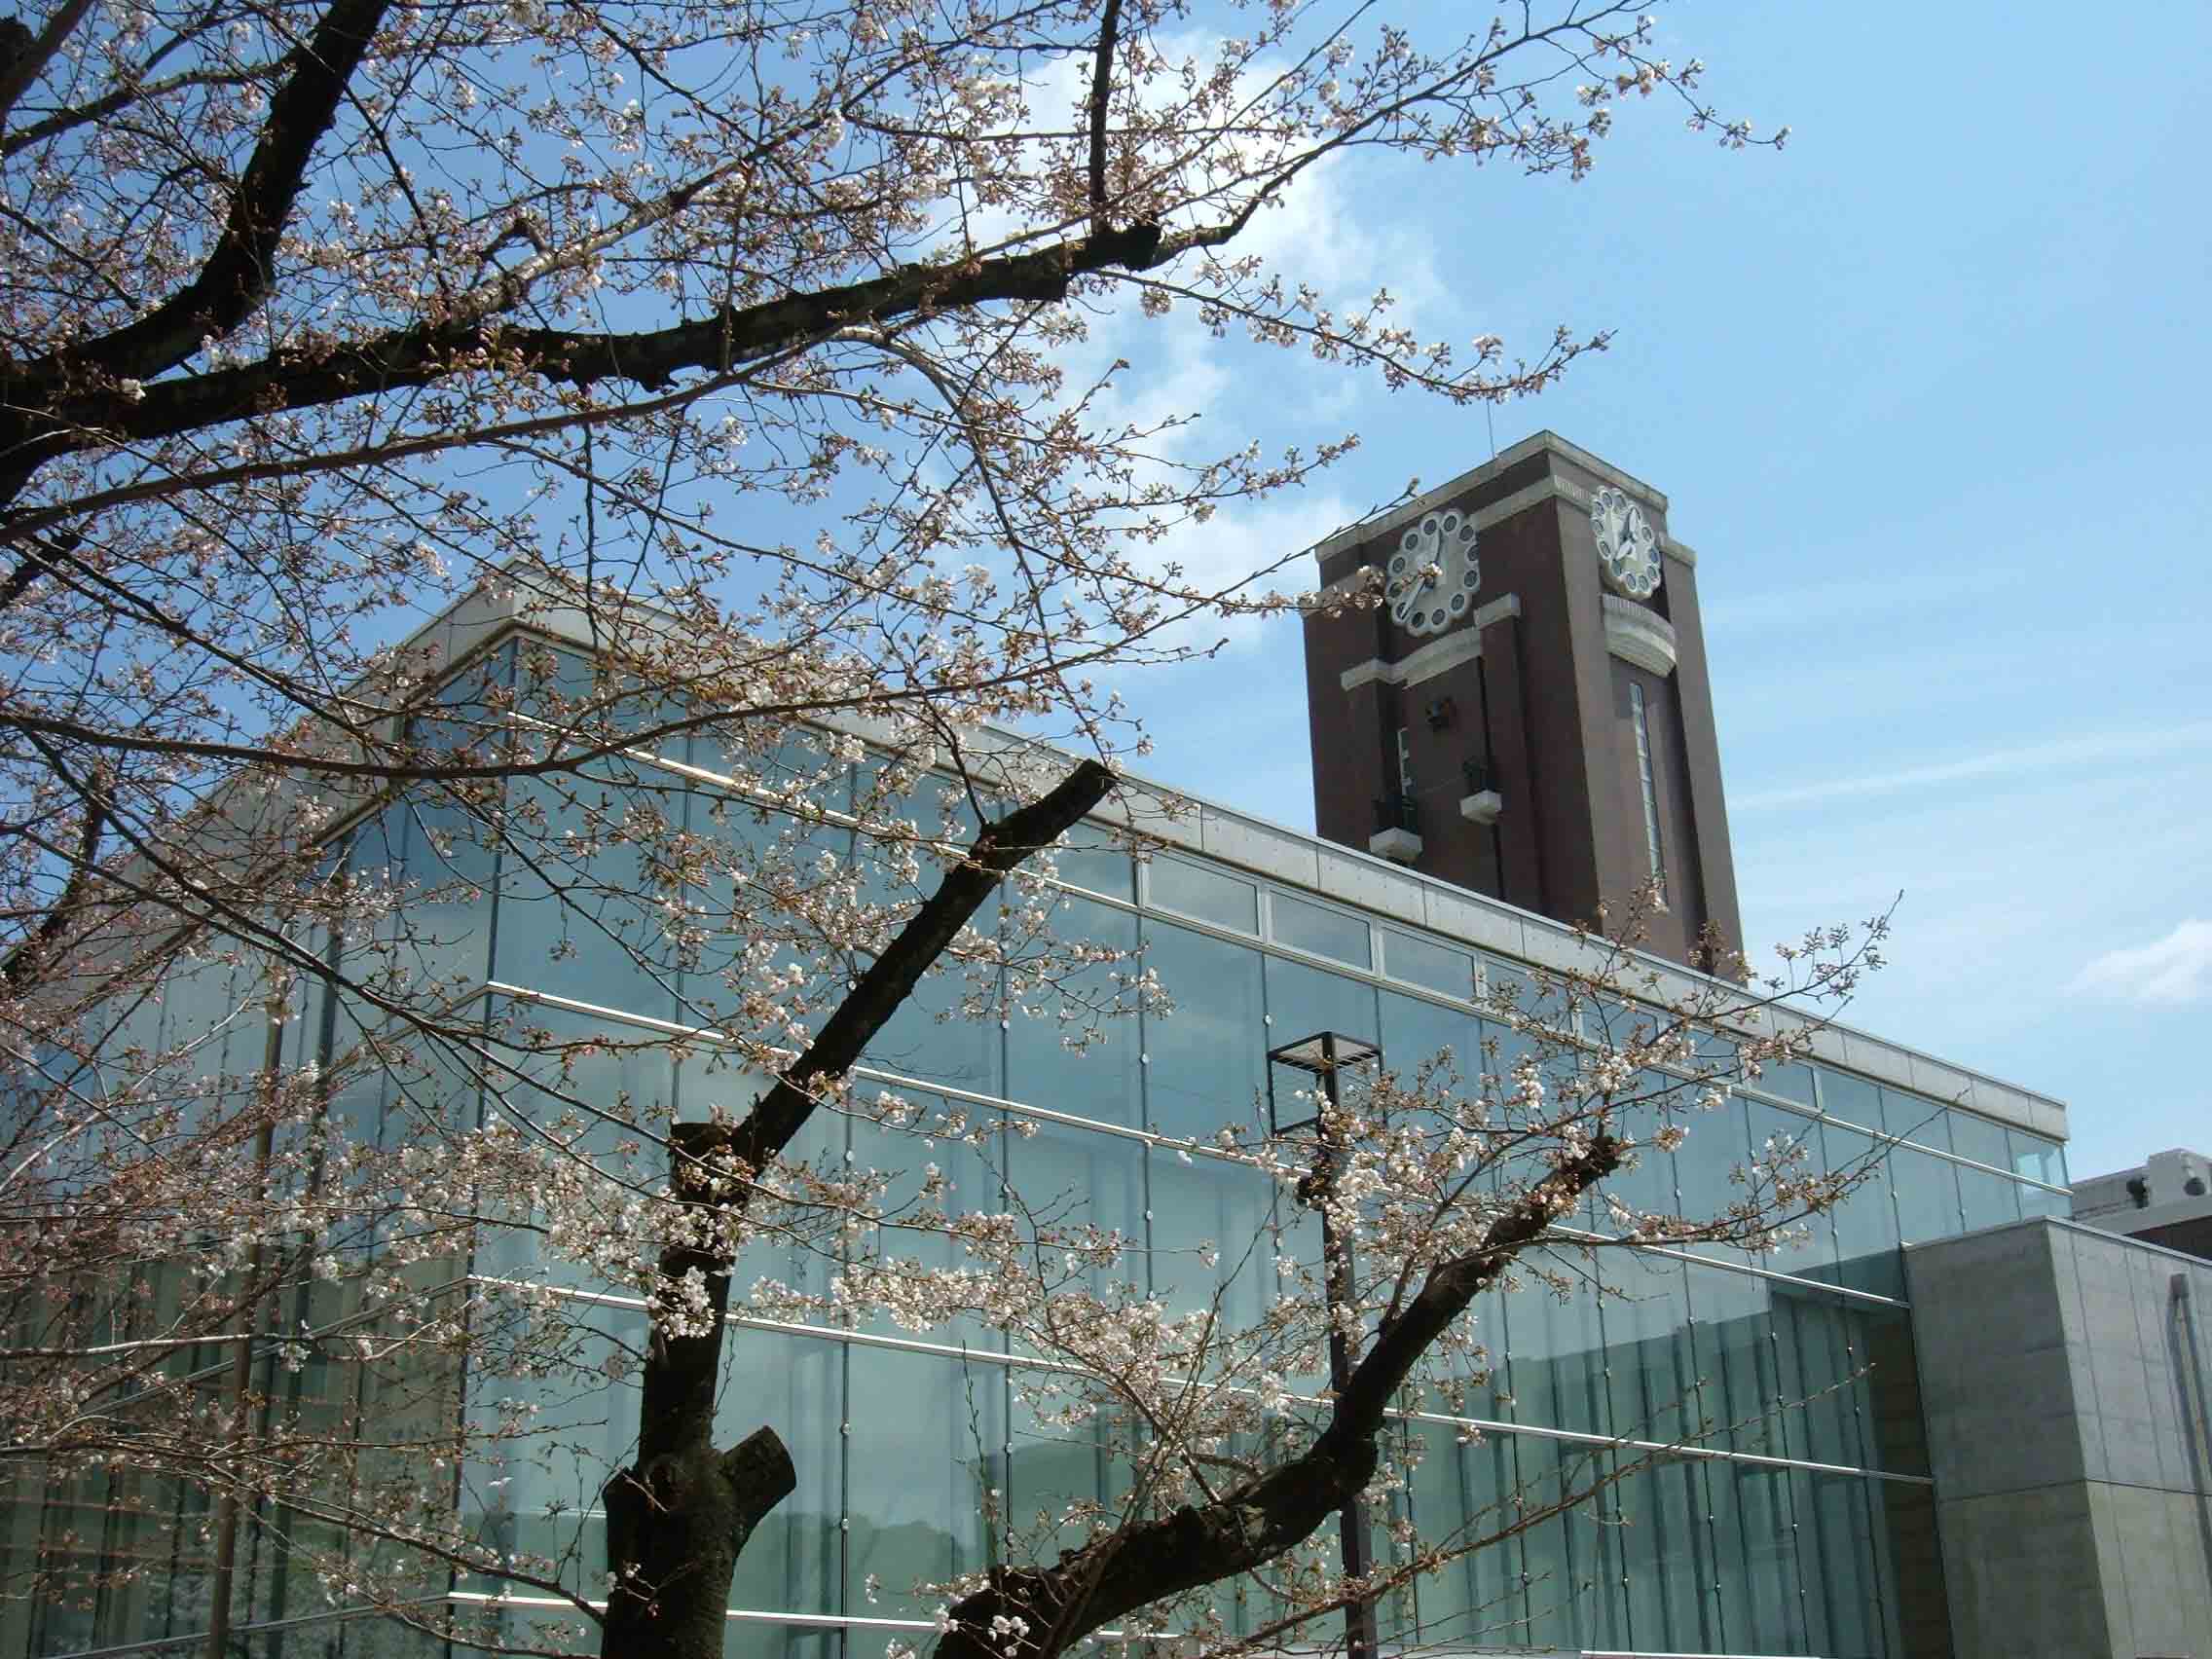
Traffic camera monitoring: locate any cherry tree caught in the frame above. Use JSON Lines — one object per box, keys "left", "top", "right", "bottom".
{"left": 0, "top": 0, "right": 1810, "bottom": 1654}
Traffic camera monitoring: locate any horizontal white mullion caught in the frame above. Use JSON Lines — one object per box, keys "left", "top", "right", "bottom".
{"left": 462, "top": 1277, "right": 1932, "bottom": 1487}
{"left": 479, "top": 984, "right": 1944, "bottom": 1309}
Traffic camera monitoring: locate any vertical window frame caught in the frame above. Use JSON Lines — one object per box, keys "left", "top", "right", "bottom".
{"left": 1629, "top": 682, "right": 1669, "bottom": 908}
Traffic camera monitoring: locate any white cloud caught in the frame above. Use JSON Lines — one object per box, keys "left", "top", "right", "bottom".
{"left": 2073, "top": 920, "right": 2212, "bottom": 1005}
{"left": 1732, "top": 720, "right": 2212, "bottom": 812}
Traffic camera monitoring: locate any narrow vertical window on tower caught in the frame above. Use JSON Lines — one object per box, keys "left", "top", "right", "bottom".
{"left": 1395, "top": 726, "right": 1416, "bottom": 798}
{"left": 1629, "top": 682, "right": 1668, "bottom": 908}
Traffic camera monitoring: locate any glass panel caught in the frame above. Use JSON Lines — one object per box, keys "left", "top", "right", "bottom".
{"left": 1755, "top": 1059, "right": 1819, "bottom": 1108}
{"left": 1005, "top": 896, "right": 1139, "bottom": 1126}
{"left": 1140, "top": 920, "right": 1267, "bottom": 1143}
{"left": 1686, "top": 1262, "right": 1790, "bottom": 1459}
{"left": 1880, "top": 1086, "right": 1950, "bottom": 1152}
{"left": 1511, "top": 1434, "right": 1623, "bottom": 1652}
{"left": 723, "top": 1057, "right": 844, "bottom": 1308}
{"left": 719, "top": 1626, "right": 843, "bottom": 1659}
{"left": 473, "top": 998, "right": 679, "bottom": 1287}
{"left": 1051, "top": 818, "right": 1134, "bottom": 903}
{"left": 1615, "top": 1457, "right": 1714, "bottom": 1654}
{"left": 677, "top": 791, "right": 846, "bottom": 1042}
{"left": 1146, "top": 855, "right": 1258, "bottom": 934}
{"left": 1822, "top": 1120, "right": 1903, "bottom": 1298}
{"left": 1777, "top": 1286, "right": 1863, "bottom": 1469}
{"left": 1378, "top": 989, "right": 1477, "bottom": 1088}
{"left": 1874, "top": 1470, "right": 1947, "bottom": 1652}
{"left": 1382, "top": 929, "right": 1475, "bottom": 1000}
{"left": 1669, "top": 1088, "right": 1754, "bottom": 1268}
{"left": 1270, "top": 892, "right": 1373, "bottom": 968}
{"left": 1889, "top": 1143, "right": 1963, "bottom": 1246}
{"left": 864, "top": 931, "right": 1003, "bottom": 1097}
{"left": 153, "top": 950, "right": 244, "bottom": 1085}
{"left": 1003, "top": 1119, "right": 1144, "bottom": 1316}
{"left": 1264, "top": 957, "right": 1379, "bottom": 1052}
{"left": 1796, "top": 1470, "right": 1888, "bottom": 1659}
{"left": 1946, "top": 1109, "right": 2009, "bottom": 1170}
{"left": 492, "top": 767, "right": 683, "bottom": 1022}
{"left": 1601, "top": 1247, "right": 1693, "bottom": 1446}
{"left": 1406, "top": 1420, "right": 1477, "bottom": 1644}
{"left": 1817, "top": 1066, "right": 1882, "bottom": 1132}
{"left": 2010, "top": 1127, "right": 2069, "bottom": 1189}
{"left": 1499, "top": 1256, "right": 1608, "bottom": 1437}
{"left": 1479, "top": 956, "right": 1540, "bottom": 1022}
{"left": 1146, "top": 1148, "right": 1280, "bottom": 1332}
{"left": 1707, "top": 1458, "right": 1808, "bottom": 1655}
{"left": 1422, "top": 1282, "right": 1511, "bottom": 1420}
{"left": 465, "top": 1298, "right": 649, "bottom": 1604}
{"left": 692, "top": 718, "right": 853, "bottom": 805}
{"left": 719, "top": 1329, "right": 842, "bottom": 1617}
{"left": 846, "top": 1092, "right": 1001, "bottom": 1347}
{"left": 1747, "top": 1099, "right": 1835, "bottom": 1279}
{"left": 844, "top": 1346, "right": 1006, "bottom": 1622}
{"left": 1465, "top": 1430, "right": 1528, "bottom": 1645}
{"left": 1858, "top": 1306, "right": 1933, "bottom": 1477}
{"left": 1601, "top": 1089, "right": 1678, "bottom": 1225}
{"left": 393, "top": 785, "right": 501, "bottom": 997}
{"left": 1008, "top": 1385, "right": 1130, "bottom": 1575}
{"left": 849, "top": 760, "right": 981, "bottom": 849}
{"left": 517, "top": 642, "right": 690, "bottom": 750}
{"left": 1372, "top": 1429, "right": 1419, "bottom": 1645}
{"left": 2021, "top": 1181, "right": 2074, "bottom": 1220}
{"left": 1958, "top": 1161, "right": 2023, "bottom": 1231}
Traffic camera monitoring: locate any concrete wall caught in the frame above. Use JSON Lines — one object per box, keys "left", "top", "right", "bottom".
{"left": 1906, "top": 1218, "right": 2212, "bottom": 1658}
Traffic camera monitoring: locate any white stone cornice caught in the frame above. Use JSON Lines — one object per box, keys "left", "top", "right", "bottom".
{"left": 1339, "top": 595, "right": 1521, "bottom": 690}
{"left": 1602, "top": 595, "right": 1677, "bottom": 677}
{"left": 1309, "top": 438, "right": 1697, "bottom": 572}
{"left": 1315, "top": 472, "right": 1699, "bottom": 572}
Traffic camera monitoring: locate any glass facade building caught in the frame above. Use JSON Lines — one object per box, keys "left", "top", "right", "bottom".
{"left": 3, "top": 621, "right": 2073, "bottom": 1659}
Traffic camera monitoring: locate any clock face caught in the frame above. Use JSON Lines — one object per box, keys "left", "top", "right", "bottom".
{"left": 1590, "top": 486, "right": 1662, "bottom": 600}
{"left": 1382, "top": 509, "right": 1480, "bottom": 637}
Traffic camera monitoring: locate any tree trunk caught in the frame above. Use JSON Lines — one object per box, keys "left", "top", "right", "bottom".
{"left": 603, "top": 1421, "right": 794, "bottom": 1659}
{"left": 601, "top": 760, "right": 1114, "bottom": 1659}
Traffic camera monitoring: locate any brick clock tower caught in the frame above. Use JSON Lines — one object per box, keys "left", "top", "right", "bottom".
{"left": 1301, "top": 431, "right": 1742, "bottom": 969}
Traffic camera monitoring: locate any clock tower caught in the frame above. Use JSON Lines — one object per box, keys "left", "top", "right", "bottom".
{"left": 1301, "top": 431, "right": 1742, "bottom": 971}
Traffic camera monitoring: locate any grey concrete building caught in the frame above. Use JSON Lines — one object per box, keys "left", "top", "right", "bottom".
{"left": 1907, "top": 1218, "right": 2212, "bottom": 1657}
{"left": 2074, "top": 1148, "right": 2212, "bottom": 1261}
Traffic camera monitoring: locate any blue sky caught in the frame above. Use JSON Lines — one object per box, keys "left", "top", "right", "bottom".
{"left": 1088, "top": 3, "right": 2212, "bottom": 1182}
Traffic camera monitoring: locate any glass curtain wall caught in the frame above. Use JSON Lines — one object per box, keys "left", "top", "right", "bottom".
{"left": 13, "top": 639, "right": 2072, "bottom": 1659}
{"left": 458, "top": 739, "right": 2064, "bottom": 1659}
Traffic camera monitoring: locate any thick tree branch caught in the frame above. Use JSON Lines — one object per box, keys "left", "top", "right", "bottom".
{"left": 0, "top": 735, "right": 102, "bottom": 990}
{"left": 23, "top": 223, "right": 1172, "bottom": 457}
{"left": 0, "top": 0, "right": 93, "bottom": 131}
{"left": 1086, "top": 0, "right": 1125, "bottom": 230}
{"left": 931, "top": 1134, "right": 1623, "bottom": 1659}
{"left": 726, "top": 756, "right": 1116, "bottom": 1170}
{"left": 53, "top": 0, "right": 392, "bottom": 384}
